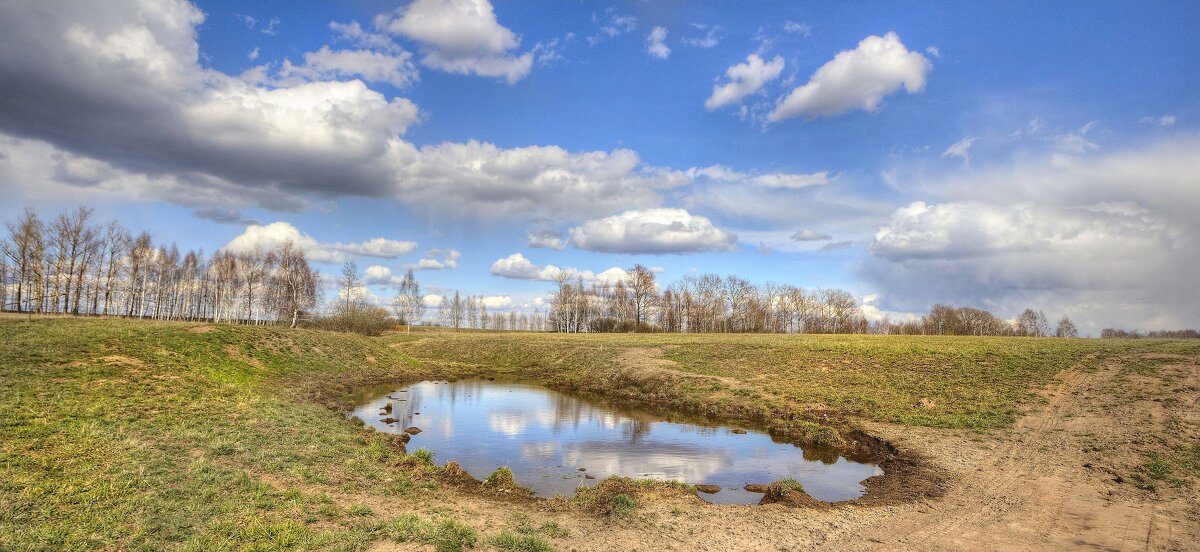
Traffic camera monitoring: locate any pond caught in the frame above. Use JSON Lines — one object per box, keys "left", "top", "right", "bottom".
{"left": 348, "top": 379, "right": 882, "bottom": 505}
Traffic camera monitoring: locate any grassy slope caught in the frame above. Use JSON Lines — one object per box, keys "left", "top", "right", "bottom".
{"left": 2, "top": 318, "right": 1194, "bottom": 550}
{"left": 393, "top": 331, "right": 1175, "bottom": 429}
{"left": 0, "top": 318, "right": 475, "bottom": 551}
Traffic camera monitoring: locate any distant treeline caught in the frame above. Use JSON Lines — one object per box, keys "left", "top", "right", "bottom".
{"left": 1, "top": 207, "right": 318, "bottom": 326}
{"left": 1100, "top": 328, "right": 1200, "bottom": 339}
{"left": 544, "top": 267, "right": 1079, "bottom": 337}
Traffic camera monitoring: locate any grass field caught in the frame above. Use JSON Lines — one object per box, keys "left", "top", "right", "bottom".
{"left": 1, "top": 317, "right": 1196, "bottom": 550}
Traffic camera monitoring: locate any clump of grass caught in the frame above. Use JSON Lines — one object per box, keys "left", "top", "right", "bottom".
{"left": 481, "top": 466, "right": 531, "bottom": 494}
{"left": 410, "top": 448, "right": 435, "bottom": 464}
{"left": 610, "top": 494, "right": 636, "bottom": 518}
{"left": 346, "top": 504, "right": 373, "bottom": 517}
{"left": 375, "top": 514, "right": 478, "bottom": 552}
{"left": 492, "top": 530, "right": 553, "bottom": 552}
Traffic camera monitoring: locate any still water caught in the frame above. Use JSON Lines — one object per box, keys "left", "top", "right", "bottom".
{"left": 349, "top": 379, "right": 882, "bottom": 505}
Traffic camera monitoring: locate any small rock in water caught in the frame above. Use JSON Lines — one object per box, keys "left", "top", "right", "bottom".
{"left": 731, "top": 429, "right": 747, "bottom": 434}
{"left": 695, "top": 484, "right": 721, "bottom": 494}
{"left": 383, "top": 403, "right": 393, "bottom": 413}
{"left": 577, "top": 467, "right": 587, "bottom": 472}
{"left": 414, "top": 412, "right": 420, "bottom": 415}
{"left": 381, "top": 417, "right": 399, "bottom": 424}
{"left": 743, "top": 484, "right": 769, "bottom": 493}
{"left": 404, "top": 426, "right": 422, "bottom": 435}
{"left": 584, "top": 474, "right": 596, "bottom": 479}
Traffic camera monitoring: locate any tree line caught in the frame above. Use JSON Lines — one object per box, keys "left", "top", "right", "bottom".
{"left": 1, "top": 207, "right": 318, "bottom": 326}
{"left": 544, "top": 266, "right": 1083, "bottom": 337}
{"left": 1100, "top": 328, "right": 1200, "bottom": 339}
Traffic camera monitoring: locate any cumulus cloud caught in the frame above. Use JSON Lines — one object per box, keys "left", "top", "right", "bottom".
{"left": 705, "top": 54, "right": 785, "bottom": 111}
{"left": 489, "top": 253, "right": 629, "bottom": 284}
{"left": 0, "top": 0, "right": 425, "bottom": 210}
{"left": 791, "top": 229, "right": 832, "bottom": 242}
{"left": 363, "top": 265, "right": 394, "bottom": 285}
{"left": 866, "top": 136, "right": 1200, "bottom": 331}
{"left": 413, "top": 248, "right": 461, "bottom": 270}
{"left": 568, "top": 208, "right": 737, "bottom": 254}
{"left": 480, "top": 295, "right": 512, "bottom": 309}
{"left": 223, "top": 222, "right": 417, "bottom": 264}
{"left": 377, "top": 0, "right": 533, "bottom": 83}
{"left": 394, "top": 140, "right": 689, "bottom": 220}
{"left": 422, "top": 293, "right": 444, "bottom": 307}
{"left": 526, "top": 229, "right": 566, "bottom": 250}
{"left": 768, "top": 32, "right": 931, "bottom": 121}
{"left": 277, "top": 46, "right": 419, "bottom": 89}
{"left": 646, "top": 26, "right": 670, "bottom": 59}
{"left": 0, "top": 0, "right": 706, "bottom": 221}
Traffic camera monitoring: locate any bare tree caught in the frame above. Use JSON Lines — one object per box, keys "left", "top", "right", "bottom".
{"left": 627, "top": 264, "right": 656, "bottom": 330}
{"left": 274, "top": 241, "right": 318, "bottom": 328}
{"left": 1055, "top": 316, "right": 1079, "bottom": 338}
{"left": 391, "top": 268, "right": 425, "bottom": 331}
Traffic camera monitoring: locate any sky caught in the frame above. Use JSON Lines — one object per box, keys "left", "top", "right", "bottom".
{"left": 1, "top": 0, "right": 1198, "bottom": 334}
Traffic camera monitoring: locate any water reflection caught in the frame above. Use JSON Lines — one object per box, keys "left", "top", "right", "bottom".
{"left": 348, "top": 379, "right": 881, "bottom": 504}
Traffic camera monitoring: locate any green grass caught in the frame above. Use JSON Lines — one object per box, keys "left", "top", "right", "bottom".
{"left": 392, "top": 331, "right": 1189, "bottom": 430}
{"left": 0, "top": 317, "right": 457, "bottom": 550}
{"left": 1, "top": 317, "right": 1195, "bottom": 549}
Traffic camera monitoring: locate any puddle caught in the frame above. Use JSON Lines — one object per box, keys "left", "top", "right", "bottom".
{"left": 348, "top": 379, "right": 882, "bottom": 504}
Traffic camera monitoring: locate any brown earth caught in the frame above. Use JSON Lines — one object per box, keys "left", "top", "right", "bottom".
{"left": 341, "top": 352, "right": 1200, "bottom": 551}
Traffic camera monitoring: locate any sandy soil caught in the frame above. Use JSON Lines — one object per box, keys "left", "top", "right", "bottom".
{"left": 318, "top": 352, "right": 1200, "bottom": 551}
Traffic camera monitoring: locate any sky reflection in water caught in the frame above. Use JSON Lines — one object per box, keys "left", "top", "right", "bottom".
{"left": 349, "top": 380, "right": 881, "bottom": 504}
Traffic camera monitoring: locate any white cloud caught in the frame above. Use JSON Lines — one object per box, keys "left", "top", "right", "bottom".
{"left": 526, "top": 229, "right": 566, "bottom": 250}
{"left": 705, "top": 54, "right": 785, "bottom": 111}
{"left": 393, "top": 140, "right": 689, "bottom": 220}
{"left": 782, "top": 21, "right": 812, "bottom": 37}
{"left": 422, "top": 293, "right": 444, "bottom": 307}
{"left": 942, "top": 136, "right": 977, "bottom": 163}
{"left": 924, "top": 46, "right": 941, "bottom": 58}
{"left": 568, "top": 208, "right": 737, "bottom": 254}
{"left": 791, "top": 229, "right": 832, "bottom": 242}
{"left": 768, "top": 32, "right": 931, "bottom": 121}
{"left": 646, "top": 26, "right": 670, "bottom": 59}
{"left": 278, "top": 47, "right": 418, "bottom": 89}
{"left": 687, "top": 165, "right": 828, "bottom": 189}
{"left": 223, "top": 222, "right": 417, "bottom": 264}
{"left": 489, "top": 253, "right": 629, "bottom": 284}
{"left": 866, "top": 136, "right": 1200, "bottom": 331}
{"left": 413, "top": 248, "right": 460, "bottom": 270}
{"left": 1140, "top": 114, "right": 1176, "bottom": 127}
{"left": 363, "top": 265, "right": 394, "bottom": 285}
{"left": 247, "top": 47, "right": 259, "bottom": 60}
{"left": 377, "top": 0, "right": 532, "bottom": 83}
{"left": 480, "top": 295, "right": 512, "bottom": 309}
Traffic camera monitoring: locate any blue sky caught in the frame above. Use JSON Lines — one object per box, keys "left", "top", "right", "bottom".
{"left": 1, "top": 0, "right": 1198, "bottom": 332}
